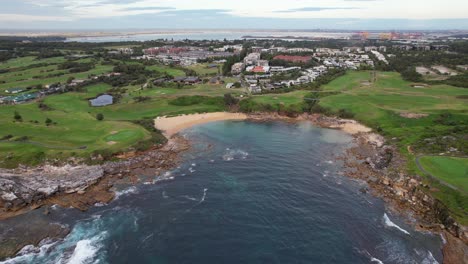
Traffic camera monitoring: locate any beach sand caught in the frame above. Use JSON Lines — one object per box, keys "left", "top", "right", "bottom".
{"left": 154, "top": 112, "right": 248, "bottom": 137}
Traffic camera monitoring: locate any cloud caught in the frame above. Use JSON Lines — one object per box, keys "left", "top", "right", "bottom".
{"left": 277, "top": 7, "right": 360, "bottom": 13}
{"left": 0, "top": 14, "right": 73, "bottom": 22}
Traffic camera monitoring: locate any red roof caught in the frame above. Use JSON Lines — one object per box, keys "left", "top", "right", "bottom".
{"left": 273, "top": 55, "right": 311, "bottom": 63}
{"left": 252, "top": 66, "right": 265, "bottom": 73}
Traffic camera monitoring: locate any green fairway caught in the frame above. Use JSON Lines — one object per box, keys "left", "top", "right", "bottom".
{"left": 252, "top": 90, "right": 310, "bottom": 106}
{"left": 419, "top": 156, "right": 468, "bottom": 193}
{"left": 146, "top": 65, "right": 186, "bottom": 77}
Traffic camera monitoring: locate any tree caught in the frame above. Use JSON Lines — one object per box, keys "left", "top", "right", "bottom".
{"left": 45, "top": 118, "right": 53, "bottom": 126}
{"left": 96, "top": 113, "right": 104, "bottom": 121}
{"left": 13, "top": 111, "right": 22, "bottom": 122}
{"left": 224, "top": 93, "right": 239, "bottom": 107}
{"left": 67, "top": 76, "right": 75, "bottom": 84}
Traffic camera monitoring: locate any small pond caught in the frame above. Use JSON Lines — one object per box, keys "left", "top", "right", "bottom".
{"left": 89, "top": 94, "right": 113, "bottom": 107}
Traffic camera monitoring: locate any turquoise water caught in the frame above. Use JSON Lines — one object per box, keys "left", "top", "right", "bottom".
{"left": 1, "top": 121, "right": 442, "bottom": 264}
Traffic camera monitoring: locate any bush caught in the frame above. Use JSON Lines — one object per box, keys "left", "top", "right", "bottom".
{"left": 96, "top": 113, "right": 104, "bottom": 121}
{"left": 223, "top": 93, "right": 239, "bottom": 107}
{"left": 13, "top": 111, "right": 22, "bottom": 122}
{"left": 45, "top": 118, "right": 53, "bottom": 126}
{"left": 337, "top": 109, "right": 355, "bottom": 119}
{"left": 1, "top": 135, "right": 13, "bottom": 140}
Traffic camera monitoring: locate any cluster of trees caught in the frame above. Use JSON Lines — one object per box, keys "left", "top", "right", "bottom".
{"left": 101, "top": 64, "right": 154, "bottom": 87}
{"left": 270, "top": 70, "right": 303, "bottom": 82}
{"left": 222, "top": 46, "right": 248, "bottom": 75}
{"left": 58, "top": 61, "right": 95, "bottom": 73}
{"left": 443, "top": 74, "right": 468, "bottom": 88}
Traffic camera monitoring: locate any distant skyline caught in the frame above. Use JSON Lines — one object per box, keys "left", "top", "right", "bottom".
{"left": 1, "top": 0, "right": 468, "bottom": 30}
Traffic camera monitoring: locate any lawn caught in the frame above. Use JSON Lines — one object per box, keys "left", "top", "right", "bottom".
{"left": 252, "top": 90, "right": 310, "bottom": 106}
{"left": 185, "top": 63, "right": 220, "bottom": 76}
{"left": 419, "top": 156, "right": 468, "bottom": 193}
{"left": 318, "top": 71, "right": 468, "bottom": 224}
{"left": 146, "top": 65, "right": 186, "bottom": 77}
{"left": 0, "top": 56, "right": 112, "bottom": 95}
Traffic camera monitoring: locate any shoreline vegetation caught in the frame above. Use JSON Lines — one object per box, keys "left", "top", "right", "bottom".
{"left": 0, "top": 113, "right": 466, "bottom": 262}
{"left": 0, "top": 36, "right": 467, "bottom": 262}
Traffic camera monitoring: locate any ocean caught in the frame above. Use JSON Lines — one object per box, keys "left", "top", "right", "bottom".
{"left": 1, "top": 121, "right": 442, "bottom": 264}
{"left": 65, "top": 31, "right": 352, "bottom": 42}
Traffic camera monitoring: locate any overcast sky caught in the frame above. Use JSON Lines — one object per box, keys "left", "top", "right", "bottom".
{"left": 1, "top": 0, "right": 468, "bottom": 30}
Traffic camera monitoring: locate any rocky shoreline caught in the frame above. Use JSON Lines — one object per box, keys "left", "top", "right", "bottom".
{"left": 311, "top": 116, "right": 468, "bottom": 264}
{"left": 0, "top": 113, "right": 466, "bottom": 262}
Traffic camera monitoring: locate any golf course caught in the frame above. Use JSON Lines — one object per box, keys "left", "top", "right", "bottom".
{"left": 0, "top": 54, "right": 467, "bottom": 223}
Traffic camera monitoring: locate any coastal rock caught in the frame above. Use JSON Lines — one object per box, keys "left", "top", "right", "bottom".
{"left": 0, "top": 165, "right": 104, "bottom": 214}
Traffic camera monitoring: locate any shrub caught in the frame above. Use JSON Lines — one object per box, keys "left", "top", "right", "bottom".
{"left": 223, "top": 93, "right": 239, "bottom": 107}
{"left": 1, "top": 135, "right": 13, "bottom": 140}
{"left": 337, "top": 109, "right": 355, "bottom": 119}
{"left": 96, "top": 113, "right": 104, "bottom": 121}
{"left": 13, "top": 111, "right": 22, "bottom": 122}
{"left": 45, "top": 118, "right": 53, "bottom": 126}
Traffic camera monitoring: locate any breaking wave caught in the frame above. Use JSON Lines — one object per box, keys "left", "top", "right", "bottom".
{"left": 370, "top": 257, "right": 384, "bottom": 264}
{"left": 1, "top": 216, "right": 109, "bottom": 264}
{"left": 114, "top": 186, "right": 138, "bottom": 200}
{"left": 383, "top": 213, "right": 410, "bottom": 235}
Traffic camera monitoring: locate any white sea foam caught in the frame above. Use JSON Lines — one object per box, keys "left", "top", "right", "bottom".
{"left": 200, "top": 188, "right": 208, "bottom": 203}
{"left": 415, "top": 249, "right": 439, "bottom": 264}
{"left": 188, "top": 167, "right": 196, "bottom": 173}
{"left": 114, "top": 186, "right": 138, "bottom": 200}
{"left": 440, "top": 234, "right": 447, "bottom": 245}
{"left": 182, "top": 195, "right": 198, "bottom": 201}
{"left": 162, "top": 191, "right": 169, "bottom": 199}
{"left": 383, "top": 213, "right": 410, "bottom": 235}
{"left": 370, "top": 257, "right": 384, "bottom": 264}
{"left": 222, "top": 149, "right": 249, "bottom": 161}
{"left": 66, "top": 239, "right": 99, "bottom": 264}
{"left": 356, "top": 249, "right": 384, "bottom": 264}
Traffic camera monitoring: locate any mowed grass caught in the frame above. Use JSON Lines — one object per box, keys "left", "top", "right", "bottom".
{"left": 419, "top": 156, "right": 468, "bottom": 193}
{"left": 252, "top": 90, "right": 310, "bottom": 106}
{"left": 319, "top": 71, "right": 468, "bottom": 224}
{"left": 0, "top": 99, "right": 151, "bottom": 167}
{"left": 0, "top": 56, "right": 112, "bottom": 95}
{"left": 185, "top": 63, "right": 220, "bottom": 76}
{"left": 146, "top": 65, "right": 186, "bottom": 77}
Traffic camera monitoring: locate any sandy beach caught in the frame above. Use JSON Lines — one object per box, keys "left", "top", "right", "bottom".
{"left": 154, "top": 112, "right": 248, "bottom": 137}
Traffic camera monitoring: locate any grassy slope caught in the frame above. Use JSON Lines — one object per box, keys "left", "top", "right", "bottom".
{"left": 319, "top": 71, "right": 468, "bottom": 224}
{"left": 419, "top": 156, "right": 468, "bottom": 193}
{"left": 0, "top": 84, "right": 152, "bottom": 167}
{"left": 186, "top": 63, "right": 220, "bottom": 76}
{"left": 146, "top": 65, "right": 186, "bottom": 77}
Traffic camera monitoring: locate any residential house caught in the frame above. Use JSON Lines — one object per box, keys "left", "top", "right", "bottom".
{"left": 243, "top": 53, "right": 261, "bottom": 65}
{"left": 231, "top": 62, "right": 245, "bottom": 75}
